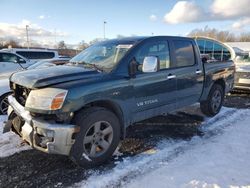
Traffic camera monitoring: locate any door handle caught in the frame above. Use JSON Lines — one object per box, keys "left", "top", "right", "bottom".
{"left": 196, "top": 70, "right": 202, "bottom": 74}
{"left": 167, "top": 74, "right": 176, "bottom": 80}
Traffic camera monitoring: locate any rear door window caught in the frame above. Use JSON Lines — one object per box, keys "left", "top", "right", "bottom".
{"left": 172, "top": 40, "right": 195, "bottom": 67}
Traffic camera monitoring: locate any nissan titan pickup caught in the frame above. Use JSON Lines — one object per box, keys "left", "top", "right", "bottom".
{"left": 4, "top": 36, "right": 235, "bottom": 167}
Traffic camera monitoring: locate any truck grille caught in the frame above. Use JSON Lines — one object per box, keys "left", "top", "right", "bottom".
{"left": 11, "top": 82, "right": 31, "bottom": 106}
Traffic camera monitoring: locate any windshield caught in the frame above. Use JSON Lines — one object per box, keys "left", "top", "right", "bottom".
{"left": 235, "top": 55, "right": 250, "bottom": 63}
{"left": 70, "top": 41, "right": 133, "bottom": 72}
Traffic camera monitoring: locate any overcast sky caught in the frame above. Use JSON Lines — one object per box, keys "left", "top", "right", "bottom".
{"left": 0, "top": 0, "right": 249, "bottom": 47}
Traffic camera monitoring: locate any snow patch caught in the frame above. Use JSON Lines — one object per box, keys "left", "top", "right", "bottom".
{"left": 126, "top": 108, "right": 250, "bottom": 188}
{"left": 79, "top": 107, "right": 250, "bottom": 188}
{"left": 0, "top": 115, "right": 31, "bottom": 158}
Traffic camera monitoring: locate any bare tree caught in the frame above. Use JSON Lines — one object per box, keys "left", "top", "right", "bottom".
{"left": 239, "top": 33, "right": 250, "bottom": 42}
{"left": 0, "top": 40, "right": 3, "bottom": 49}
{"left": 1, "top": 39, "right": 21, "bottom": 48}
{"left": 187, "top": 27, "right": 237, "bottom": 42}
{"left": 89, "top": 38, "right": 104, "bottom": 45}
{"left": 58, "top": 40, "right": 67, "bottom": 49}
{"left": 78, "top": 40, "right": 89, "bottom": 50}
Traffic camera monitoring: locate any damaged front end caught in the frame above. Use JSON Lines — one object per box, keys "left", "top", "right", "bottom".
{"left": 4, "top": 92, "right": 79, "bottom": 156}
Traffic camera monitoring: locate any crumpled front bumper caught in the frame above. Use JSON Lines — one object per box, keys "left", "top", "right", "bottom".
{"left": 6, "top": 95, "right": 79, "bottom": 156}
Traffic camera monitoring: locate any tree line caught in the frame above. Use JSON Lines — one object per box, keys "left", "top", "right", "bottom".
{"left": 187, "top": 26, "right": 250, "bottom": 42}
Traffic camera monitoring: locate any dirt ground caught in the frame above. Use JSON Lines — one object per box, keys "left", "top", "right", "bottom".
{"left": 0, "top": 91, "right": 249, "bottom": 188}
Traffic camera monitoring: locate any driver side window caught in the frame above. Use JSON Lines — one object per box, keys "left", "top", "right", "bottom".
{"left": 134, "top": 40, "right": 171, "bottom": 71}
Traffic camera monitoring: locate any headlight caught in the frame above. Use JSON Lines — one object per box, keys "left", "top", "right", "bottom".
{"left": 25, "top": 88, "right": 68, "bottom": 110}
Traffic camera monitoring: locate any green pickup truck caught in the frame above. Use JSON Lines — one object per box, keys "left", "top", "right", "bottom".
{"left": 4, "top": 36, "right": 235, "bottom": 167}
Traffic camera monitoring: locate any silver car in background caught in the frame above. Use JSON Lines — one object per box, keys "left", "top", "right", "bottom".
{"left": 0, "top": 58, "right": 70, "bottom": 114}
{"left": 234, "top": 53, "right": 250, "bottom": 91}
{"left": 0, "top": 51, "right": 32, "bottom": 74}
{"left": 0, "top": 48, "right": 60, "bottom": 74}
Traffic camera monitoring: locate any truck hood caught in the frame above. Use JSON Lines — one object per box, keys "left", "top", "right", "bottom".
{"left": 10, "top": 65, "right": 100, "bottom": 88}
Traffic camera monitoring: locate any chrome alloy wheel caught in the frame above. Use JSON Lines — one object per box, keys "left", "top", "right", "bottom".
{"left": 211, "top": 89, "right": 222, "bottom": 113}
{"left": 83, "top": 121, "right": 113, "bottom": 158}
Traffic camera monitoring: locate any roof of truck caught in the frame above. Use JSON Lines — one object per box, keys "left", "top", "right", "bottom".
{"left": 98, "top": 36, "right": 193, "bottom": 44}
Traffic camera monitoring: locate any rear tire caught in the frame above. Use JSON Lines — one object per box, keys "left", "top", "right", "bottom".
{"left": 200, "top": 84, "right": 224, "bottom": 117}
{"left": 70, "top": 107, "right": 121, "bottom": 167}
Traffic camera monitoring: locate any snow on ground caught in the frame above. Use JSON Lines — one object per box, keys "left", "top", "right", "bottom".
{"left": 80, "top": 108, "right": 250, "bottom": 188}
{"left": 0, "top": 115, "right": 31, "bottom": 158}
{"left": 1, "top": 107, "right": 250, "bottom": 188}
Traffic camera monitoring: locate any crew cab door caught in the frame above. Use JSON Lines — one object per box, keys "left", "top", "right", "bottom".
{"left": 0, "top": 53, "right": 26, "bottom": 74}
{"left": 169, "top": 39, "right": 204, "bottom": 108}
{"left": 130, "top": 38, "right": 177, "bottom": 122}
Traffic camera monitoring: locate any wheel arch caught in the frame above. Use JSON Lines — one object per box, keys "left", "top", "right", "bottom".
{"left": 200, "top": 78, "right": 226, "bottom": 102}
{"left": 200, "top": 80, "right": 225, "bottom": 117}
{"left": 74, "top": 99, "right": 126, "bottom": 139}
{"left": 213, "top": 78, "right": 225, "bottom": 93}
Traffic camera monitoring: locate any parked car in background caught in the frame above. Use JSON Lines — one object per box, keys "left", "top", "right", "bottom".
{"left": 223, "top": 41, "right": 250, "bottom": 91}
{"left": 1, "top": 48, "right": 59, "bottom": 61}
{"left": 27, "top": 57, "right": 70, "bottom": 69}
{"left": 234, "top": 53, "right": 250, "bottom": 91}
{"left": 0, "top": 51, "right": 31, "bottom": 74}
{"left": 0, "top": 48, "right": 61, "bottom": 74}
{"left": 232, "top": 47, "right": 249, "bottom": 56}
{"left": 0, "top": 58, "right": 70, "bottom": 114}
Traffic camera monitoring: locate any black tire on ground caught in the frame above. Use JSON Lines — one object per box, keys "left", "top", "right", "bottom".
{"left": 0, "top": 92, "right": 12, "bottom": 115}
{"left": 70, "top": 107, "right": 121, "bottom": 167}
{"left": 200, "top": 84, "right": 224, "bottom": 117}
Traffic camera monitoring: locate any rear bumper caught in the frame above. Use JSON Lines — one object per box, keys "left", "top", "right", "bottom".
{"left": 7, "top": 95, "right": 78, "bottom": 156}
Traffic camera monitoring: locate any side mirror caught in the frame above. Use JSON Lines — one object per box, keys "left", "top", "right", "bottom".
{"left": 18, "top": 58, "right": 26, "bottom": 64}
{"left": 128, "top": 58, "right": 137, "bottom": 78}
{"left": 142, "top": 56, "right": 159, "bottom": 73}
{"left": 201, "top": 57, "right": 207, "bottom": 63}
{"left": 201, "top": 54, "right": 209, "bottom": 64}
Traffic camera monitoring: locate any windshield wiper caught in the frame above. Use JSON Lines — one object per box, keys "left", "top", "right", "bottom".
{"left": 69, "top": 61, "right": 104, "bottom": 72}
{"left": 91, "top": 63, "right": 104, "bottom": 72}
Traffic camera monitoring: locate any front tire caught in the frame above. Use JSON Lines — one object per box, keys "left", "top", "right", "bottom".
{"left": 70, "top": 107, "right": 121, "bottom": 167}
{"left": 200, "top": 84, "right": 224, "bottom": 117}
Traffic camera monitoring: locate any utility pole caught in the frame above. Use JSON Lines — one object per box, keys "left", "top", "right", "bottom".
{"left": 26, "top": 25, "right": 30, "bottom": 49}
{"left": 54, "top": 29, "right": 57, "bottom": 48}
{"left": 103, "top": 21, "right": 107, "bottom": 39}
